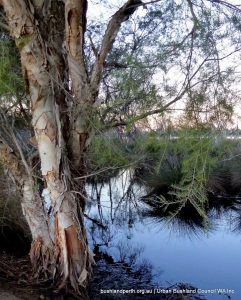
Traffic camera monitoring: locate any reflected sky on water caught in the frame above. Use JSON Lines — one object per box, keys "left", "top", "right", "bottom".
{"left": 86, "top": 170, "right": 241, "bottom": 300}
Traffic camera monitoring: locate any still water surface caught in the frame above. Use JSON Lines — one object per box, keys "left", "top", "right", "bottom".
{"left": 86, "top": 170, "right": 241, "bottom": 300}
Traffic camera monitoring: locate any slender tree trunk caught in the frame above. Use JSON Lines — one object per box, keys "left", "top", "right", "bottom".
{"left": 0, "top": 141, "right": 53, "bottom": 275}
{"left": 22, "top": 177, "right": 54, "bottom": 276}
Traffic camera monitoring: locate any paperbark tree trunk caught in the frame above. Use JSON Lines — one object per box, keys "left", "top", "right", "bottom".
{"left": 1, "top": 0, "right": 93, "bottom": 295}
{"left": 0, "top": 0, "right": 142, "bottom": 296}
{"left": 0, "top": 141, "right": 54, "bottom": 276}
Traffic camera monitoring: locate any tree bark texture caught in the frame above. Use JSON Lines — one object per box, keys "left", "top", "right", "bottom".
{"left": 0, "top": 0, "right": 142, "bottom": 296}
{"left": 1, "top": 0, "right": 93, "bottom": 295}
{"left": 0, "top": 140, "right": 53, "bottom": 275}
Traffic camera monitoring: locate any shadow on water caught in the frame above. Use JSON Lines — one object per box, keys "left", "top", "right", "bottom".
{"left": 141, "top": 190, "right": 241, "bottom": 239}
{"left": 86, "top": 170, "right": 240, "bottom": 300}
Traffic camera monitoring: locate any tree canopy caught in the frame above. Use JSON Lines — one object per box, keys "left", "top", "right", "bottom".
{"left": 0, "top": 0, "right": 241, "bottom": 297}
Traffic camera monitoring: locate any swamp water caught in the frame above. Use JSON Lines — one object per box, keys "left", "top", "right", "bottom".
{"left": 86, "top": 170, "right": 241, "bottom": 300}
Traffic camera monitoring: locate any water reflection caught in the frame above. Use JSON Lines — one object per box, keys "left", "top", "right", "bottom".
{"left": 86, "top": 170, "right": 145, "bottom": 228}
{"left": 86, "top": 170, "right": 241, "bottom": 300}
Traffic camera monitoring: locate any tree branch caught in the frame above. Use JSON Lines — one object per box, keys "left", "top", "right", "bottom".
{"left": 90, "top": 0, "right": 143, "bottom": 99}
{"left": 186, "top": 0, "right": 200, "bottom": 28}
{"left": 104, "top": 52, "right": 223, "bottom": 129}
{"left": 0, "top": 139, "right": 26, "bottom": 183}
{"left": 107, "top": 93, "right": 187, "bottom": 128}
{"left": 65, "top": 0, "right": 89, "bottom": 100}
{"left": 208, "top": 0, "right": 241, "bottom": 13}
{"left": 104, "top": 61, "right": 128, "bottom": 68}
{"left": 142, "top": 0, "right": 162, "bottom": 4}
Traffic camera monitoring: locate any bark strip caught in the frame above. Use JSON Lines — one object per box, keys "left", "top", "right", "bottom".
{"left": 0, "top": 140, "right": 53, "bottom": 274}
{"left": 2, "top": 0, "right": 93, "bottom": 293}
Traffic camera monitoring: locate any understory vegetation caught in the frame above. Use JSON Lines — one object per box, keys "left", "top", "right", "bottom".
{"left": 1, "top": 0, "right": 241, "bottom": 298}
{"left": 88, "top": 129, "right": 241, "bottom": 216}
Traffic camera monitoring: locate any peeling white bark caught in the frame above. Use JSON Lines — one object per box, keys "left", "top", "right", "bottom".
{"left": 42, "top": 188, "right": 51, "bottom": 212}
{"left": 1, "top": 0, "right": 93, "bottom": 293}
{"left": 22, "top": 179, "right": 53, "bottom": 246}
{"left": 0, "top": 140, "right": 54, "bottom": 266}
{"left": 0, "top": 0, "right": 142, "bottom": 294}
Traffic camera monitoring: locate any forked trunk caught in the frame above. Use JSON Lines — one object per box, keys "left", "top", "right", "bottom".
{"left": 2, "top": 0, "right": 93, "bottom": 296}
{"left": 1, "top": 0, "right": 141, "bottom": 296}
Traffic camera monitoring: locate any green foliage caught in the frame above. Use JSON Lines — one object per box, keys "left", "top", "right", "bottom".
{"left": 89, "top": 128, "right": 241, "bottom": 225}
{"left": 132, "top": 129, "right": 241, "bottom": 222}
{"left": 16, "top": 34, "right": 32, "bottom": 51}
{"left": 0, "top": 39, "right": 23, "bottom": 96}
{"left": 87, "top": 135, "right": 129, "bottom": 170}
{"left": 143, "top": 132, "right": 162, "bottom": 153}
{"left": 167, "top": 131, "right": 215, "bottom": 223}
